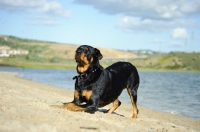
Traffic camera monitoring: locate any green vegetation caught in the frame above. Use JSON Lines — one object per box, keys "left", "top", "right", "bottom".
{"left": 0, "top": 35, "right": 77, "bottom": 69}
{"left": 128, "top": 52, "right": 200, "bottom": 72}
{"left": 0, "top": 35, "right": 200, "bottom": 72}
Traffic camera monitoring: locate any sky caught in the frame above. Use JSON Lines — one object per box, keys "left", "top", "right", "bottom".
{"left": 0, "top": 0, "right": 200, "bottom": 52}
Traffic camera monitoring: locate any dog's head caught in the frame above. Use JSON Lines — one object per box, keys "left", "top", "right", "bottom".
{"left": 75, "top": 45, "right": 103, "bottom": 73}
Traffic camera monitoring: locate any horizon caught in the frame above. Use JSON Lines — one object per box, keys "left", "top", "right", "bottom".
{"left": 1, "top": 34, "right": 199, "bottom": 53}
{"left": 0, "top": 0, "right": 200, "bottom": 52}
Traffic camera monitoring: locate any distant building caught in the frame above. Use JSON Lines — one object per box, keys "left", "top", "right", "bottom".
{"left": 0, "top": 46, "right": 10, "bottom": 57}
{"left": 0, "top": 46, "right": 29, "bottom": 57}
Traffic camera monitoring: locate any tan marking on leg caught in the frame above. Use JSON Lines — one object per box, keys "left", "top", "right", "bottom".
{"left": 82, "top": 90, "right": 92, "bottom": 101}
{"left": 107, "top": 98, "right": 120, "bottom": 114}
{"left": 74, "top": 90, "right": 79, "bottom": 99}
{"left": 62, "top": 102, "right": 85, "bottom": 112}
{"left": 127, "top": 87, "right": 138, "bottom": 118}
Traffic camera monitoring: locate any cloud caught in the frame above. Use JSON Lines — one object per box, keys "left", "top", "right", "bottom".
{"left": 74, "top": 0, "right": 200, "bottom": 32}
{"left": 0, "top": 0, "right": 71, "bottom": 18}
{"left": 171, "top": 28, "right": 189, "bottom": 39}
{"left": 74, "top": 0, "right": 200, "bottom": 19}
{"left": 116, "top": 16, "right": 192, "bottom": 32}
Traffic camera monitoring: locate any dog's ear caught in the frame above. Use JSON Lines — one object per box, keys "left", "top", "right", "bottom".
{"left": 95, "top": 48, "right": 103, "bottom": 60}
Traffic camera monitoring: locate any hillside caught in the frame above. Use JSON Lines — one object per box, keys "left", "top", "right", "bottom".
{"left": 129, "top": 52, "right": 200, "bottom": 71}
{"left": 0, "top": 35, "right": 136, "bottom": 69}
{"left": 0, "top": 35, "right": 199, "bottom": 71}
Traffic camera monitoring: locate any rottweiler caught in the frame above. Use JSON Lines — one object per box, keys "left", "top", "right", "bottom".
{"left": 61, "top": 45, "right": 140, "bottom": 118}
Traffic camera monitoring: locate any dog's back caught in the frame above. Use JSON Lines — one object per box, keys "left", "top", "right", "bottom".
{"left": 106, "top": 62, "right": 139, "bottom": 83}
{"left": 106, "top": 62, "right": 139, "bottom": 89}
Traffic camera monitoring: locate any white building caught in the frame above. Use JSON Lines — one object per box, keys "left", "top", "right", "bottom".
{"left": 0, "top": 46, "right": 10, "bottom": 57}
{"left": 0, "top": 46, "right": 29, "bottom": 57}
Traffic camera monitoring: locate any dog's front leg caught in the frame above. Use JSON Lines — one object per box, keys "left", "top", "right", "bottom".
{"left": 62, "top": 101, "right": 84, "bottom": 111}
{"left": 62, "top": 89, "right": 83, "bottom": 110}
{"left": 84, "top": 98, "right": 99, "bottom": 112}
{"left": 62, "top": 99, "right": 98, "bottom": 112}
{"left": 63, "top": 92, "right": 99, "bottom": 113}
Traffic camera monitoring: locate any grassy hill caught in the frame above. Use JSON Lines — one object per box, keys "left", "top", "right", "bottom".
{"left": 128, "top": 52, "right": 200, "bottom": 71}
{"left": 0, "top": 35, "right": 136, "bottom": 69}
{"left": 0, "top": 35, "right": 200, "bottom": 71}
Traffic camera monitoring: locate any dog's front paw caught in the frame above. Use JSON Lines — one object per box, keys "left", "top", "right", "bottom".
{"left": 62, "top": 102, "right": 84, "bottom": 112}
{"left": 62, "top": 102, "right": 74, "bottom": 109}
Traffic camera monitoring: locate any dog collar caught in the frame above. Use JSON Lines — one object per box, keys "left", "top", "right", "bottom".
{"left": 73, "top": 68, "right": 98, "bottom": 80}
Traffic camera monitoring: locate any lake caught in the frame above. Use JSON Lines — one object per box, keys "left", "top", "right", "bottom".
{"left": 0, "top": 66, "right": 200, "bottom": 120}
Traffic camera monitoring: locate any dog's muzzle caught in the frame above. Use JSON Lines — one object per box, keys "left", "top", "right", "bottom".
{"left": 75, "top": 49, "right": 85, "bottom": 65}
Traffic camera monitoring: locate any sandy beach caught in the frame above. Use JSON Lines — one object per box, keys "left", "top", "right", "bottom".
{"left": 0, "top": 72, "right": 199, "bottom": 132}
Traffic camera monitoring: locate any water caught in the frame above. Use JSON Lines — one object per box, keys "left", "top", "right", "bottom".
{"left": 0, "top": 66, "right": 200, "bottom": 120}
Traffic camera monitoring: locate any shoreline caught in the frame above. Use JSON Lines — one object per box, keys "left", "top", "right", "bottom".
{"left": 0, "top": 71, "right": 199, "bottom": 132}
{"left": 1, "top": 65, "right": 200, "bottom": 73}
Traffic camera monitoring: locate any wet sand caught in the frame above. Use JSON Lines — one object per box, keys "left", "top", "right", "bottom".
{"left": 0, "top": 72, "right": 199, "bottom": 132}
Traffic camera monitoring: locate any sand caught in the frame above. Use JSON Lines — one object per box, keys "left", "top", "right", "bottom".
{"left": 0, "top": 72, "right": 199, "bottom": 132}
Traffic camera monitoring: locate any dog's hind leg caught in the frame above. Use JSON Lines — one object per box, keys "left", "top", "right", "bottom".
{"left": 106, "top": 98, "right": 121, "bottom": 114}
{"left": 126, "top": 84, "right": 139, "bottom": 118}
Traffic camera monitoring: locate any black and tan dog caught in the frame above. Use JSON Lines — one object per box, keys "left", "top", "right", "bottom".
{"left": 61, "top": 45, "right": 140, "bottom": 118}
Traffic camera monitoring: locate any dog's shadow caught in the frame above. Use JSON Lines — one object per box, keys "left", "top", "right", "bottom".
{"left": 98, "top": 109, "right": 124, "bottom": 117}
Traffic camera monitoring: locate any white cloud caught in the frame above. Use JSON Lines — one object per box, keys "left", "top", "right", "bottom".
{"left": 171, "top": 28, "right": 189, "bottom": 39}
{"left": 116, "top": 16, "right": 192, "bottom": 32}
{"left": 0, "top": 0, "right": 71, "bottom": 18}
{"left": 75, "top": 0, "right": 200, "bottom": 32}
{"left": 74, "top": 0, "right": 200, "bottom": 19}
